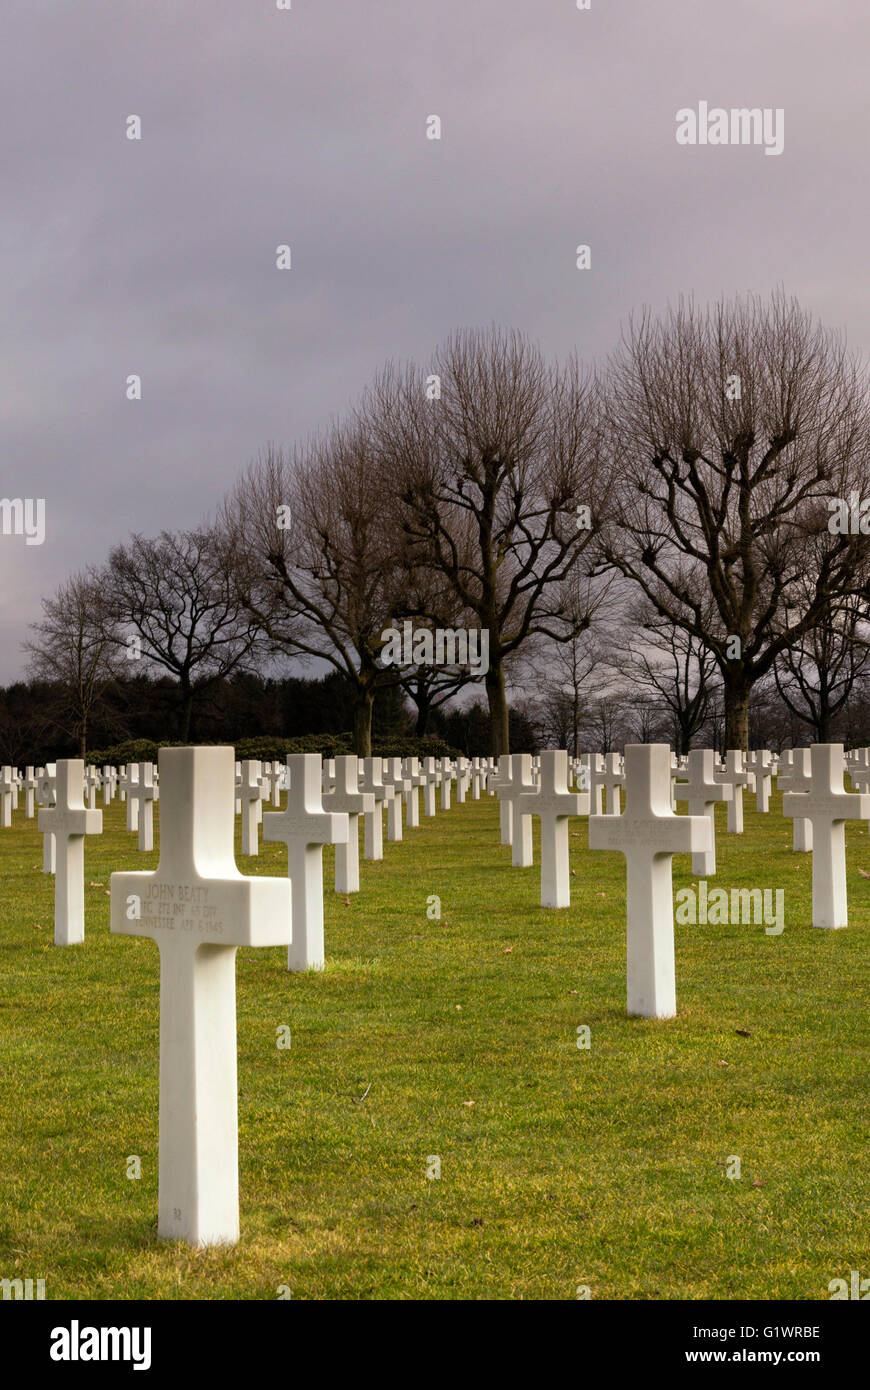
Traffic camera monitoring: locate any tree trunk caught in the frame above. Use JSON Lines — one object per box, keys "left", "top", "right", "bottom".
{"left": 179, "top": 681, "right": 194, "bottom": 743}
{"left": 353, "top": 686, "right": 374, "bottom": 757}
{"left": 414, "top": 680, "right": 431, "bottom": 736}
{"left": 723, "top": 673, "right": 751, "bottom": 751}
{"left": 485, "top": 661, "right": 510, "bottom": 757}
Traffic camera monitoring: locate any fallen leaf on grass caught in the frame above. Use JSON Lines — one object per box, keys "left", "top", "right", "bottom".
{"left": 716, "top": 1060, "right": 730, "bottom": 1067}
{"left": 752, "top": 1178, "right": 763, "bottom": 1188}
{"left": 342, "top": 897, "right": 351, "bottom": 906}
{"left": 859, "top": 868, "right": 870, "bottom": 879}
{"left": 735, "top": 1028, "right": 751, "bottom": 1037}
{"left": 502, "top": 946, "right": 514, "bottom": 954}
{"left": 462, "top": 1100, "right": 475, "bottom": 1108}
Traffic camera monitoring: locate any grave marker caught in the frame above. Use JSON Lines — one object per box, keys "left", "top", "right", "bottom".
{"left": 589, "top": 744, "right": 711, "bottom": 1018}
{"left": 110, "top": 747, "right": 292, "bottom": 1246}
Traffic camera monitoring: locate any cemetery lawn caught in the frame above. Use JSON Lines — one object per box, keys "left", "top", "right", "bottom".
{"left": 1, "top": 792, "right": 868, "bottom": 1302}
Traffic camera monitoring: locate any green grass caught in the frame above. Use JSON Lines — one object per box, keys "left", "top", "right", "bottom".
{"left": 0, "top": 787, "right": 868, "bottom": 1300}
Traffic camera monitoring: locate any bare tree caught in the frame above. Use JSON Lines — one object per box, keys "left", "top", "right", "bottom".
{"left": 616, "top": 603, "right": 720, "bottom": 754}
{"left": 25, "top": 571, "right": 119, "bottom": 756}
{"left": 221, "top": 428, "right": 407, "bottom": 756}
{"left": 367, "top": 326, "right": 607, "bottom": 755}
{"left": 773, "top": 596, "right": 870, "bottom": 741}
{"left": 600, "top": 291, "right": 870, "bottom": 749}
{"left": 106, "top": 527, "right": 261, "bottom": 741}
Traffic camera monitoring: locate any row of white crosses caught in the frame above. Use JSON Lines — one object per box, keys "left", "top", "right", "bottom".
{"left": 105, "top": 745, "right": 490, "bottom": 1245}
{"left": 30, "top": 738, "right": 870, "bottom": 1253}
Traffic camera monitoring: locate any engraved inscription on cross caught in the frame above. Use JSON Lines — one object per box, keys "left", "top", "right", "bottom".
{"left": 110, "top": 747, "right": 292, "bottom": 1247}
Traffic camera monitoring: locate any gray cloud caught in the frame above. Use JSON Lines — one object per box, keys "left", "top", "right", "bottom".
{"left": 3, "top": 0, "right": 868, "bottom": 678}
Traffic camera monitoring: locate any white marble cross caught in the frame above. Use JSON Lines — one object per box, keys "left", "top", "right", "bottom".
{"left": 501, "top": 755, "right": 536, "bottom": 867}
{"left": 102, "top": 765, "right": 118, "bottom": 806}
{"left": 489, "top": 755, "right": 514, "bottom": 846}
{"left": 747, "top": 749, "right": 773, "bottom": 812}
{"left": 322, "top": 755, "right": 372, "bottom": 893}
{"left": 782, "top": 743, "right": 870, "bottom": 927}
{"left": 455, "top": 757, "right": 470, "bottom": 804}
{"left": 110, "top": 746, "right": 291, "bottom": 1247}
{"left": 23, "top": 765, "right": 39, "bottom": 819}
{"left": 38, "top": 760, "right": 102, "bottom": 944}
{"left": 471, "top": 757, "right": 484, "bottom": 800}
{"left": 585, "top": 754, "right": 606, "bottom": 815}
{"left": 588, "top": 743, "right": 711, "bottom": 1018}
{"left": 402, "top": 757, "right": 423, "bottom": 828}
{"left": 421, "top": 758, "right": 439, "bottom": 819}
{"left": 263, "top": 754, "right": 349, "bottom": 971}
{"left": 120, "top": 764, "right": 140, "bottom": 832}
{"left": 358, "top": 758, "right": 387, "bottom": 859}
{"left": 85, "top": 765, "right": 101, "bottom": 810}
{"left": 0, "top": 765, "right": 15, "bottom": 828}
{"left": 673, "top": 748, "right": 732, "bottom": 875}
{"left": 129, "top": 762, "right": 156, "bottom": 852}
{"left": 239, "top": 760, "right": 264, "bottom": 856}
{"left": 601, "top": 752, "right": 624, "bottom": 815}
{"left": 381, "top": 758, "right": 409, "bottom": 842}
{"left": 38, "top": 765, "right": 56, "bottom": 872}
{"left": 518, "top": 749, "right": 587, "bottom": 907}
{"left": 714, "top": 750, "right": 751, "bottom": 833}
{"left": 439, "top": 757, "right": 454, "bottom": 811}
{"left": 778, "top": 748, "right": 813, "bottom": 850}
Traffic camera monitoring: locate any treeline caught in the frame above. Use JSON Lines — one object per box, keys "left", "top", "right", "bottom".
{"left": 0, "top": 670, "right": 538, "bottom": 767}
{"left": 23, "top": 294, "right": 870, "bottom": 757}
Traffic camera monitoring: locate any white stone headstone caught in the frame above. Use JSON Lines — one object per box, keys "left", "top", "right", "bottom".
{"left": 782, "top": 743, "right": 870, "bottom": 928}
{"left": 239, "top": 760, "right": 264, "bottom": 857}
{"left": 323, "top": 755, "right": 373, "bottom": 893}
{"left": 673, "top": 748, "right": 732, "bottom": 876}
{"left": 747, "top": 749, "right": 773, "bottom": 812}
{"left": 37, "top": 760, "right": 102, "bottom": 944}
{"left": 518, "top": 749, "right": 588, "bottom": 907}
{"left": 0, "top": 765, "right": 15, "bottom": 828}
{"left": 501, "top": 755, "right": 536, "bottom": 867}
{"left": 588, "top": 744, "right": 710, "bottom": 1018}
{"left": 129, "top": 762, "right": 155, "bottom": 851}
{"left": 263, "top": 754, "right": 348, "bottom": 971}
{"left": 489, "top": 755, "right": 514, "bottom": 845}
{"left": 359, "top": 758, "right": 387, "bottom": 859}
{"left": 714, "top": 750, "right": 751, "bottom": 834}
{"left": 119, "top": 764, "right": 140, "bottom": 831}
{"left": 778, "top": 747, "right": 812, "bottom": 850}
{"left": 110, "top": 746, "right": 292, "bottom": 1247}
{"left": 23, "top": 765, "right": 39, "bottom": 819}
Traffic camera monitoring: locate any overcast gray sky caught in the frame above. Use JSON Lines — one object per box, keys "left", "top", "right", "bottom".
{"left": 2, "top": 0, "right": 867, "bottom": 682}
